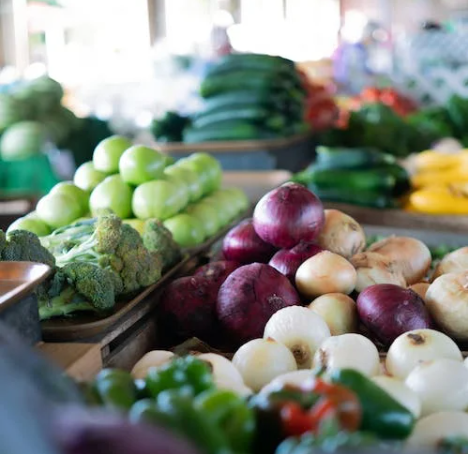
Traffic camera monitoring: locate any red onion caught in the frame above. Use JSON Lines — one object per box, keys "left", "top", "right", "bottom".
{"left": 253, "top": 183, "right": 325, "bottom": 249}
{"left": 193, "top": 260, "right": 241, "bottom": 290}
{"left": 217, "top": 263, "right": 300, "bottom": 344}
{"left": 222, "top": 218, "right": 277, "bottom": 264}
{"left": 158, "top": 276, "right": 219, "bottom": 341}
{"left": 269, "top": 242, "right": 324, "bottom": 283}
{"left": 357, "top": 284, "right": 432, "bottom": 346}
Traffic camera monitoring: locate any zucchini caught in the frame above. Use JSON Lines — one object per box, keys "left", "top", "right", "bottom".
{"left": 200, "top": 71, "right": 285, "bottom": 98}
{"left": 309, "top": 186, "right": 398, "bottom": 209}
{"left": 205, "top": 53, "right": 294, "bottom": 78}
{"left": 315, "top": 146, "right": 396, "bottom": 170}
{"left": 374, "top": 163, "right": 411, "bottom": 196}
{"left": 183, "top": 121, "right": 274, "bottom": 143}
{"left": 302, "top": 166, "right": 396, "bottom": 192}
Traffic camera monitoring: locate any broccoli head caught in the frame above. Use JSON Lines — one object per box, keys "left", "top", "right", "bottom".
{"left": 43, "top": 214, "right": 162, "bottom": 296}
{"left": 38, "top": 262, "right": 116, "bottom": 320}
{"left": 1, "top": 229, "right": 56, "bottom": 267}
{"left": 142, "top": 218, "right": 182, "bottom": 270}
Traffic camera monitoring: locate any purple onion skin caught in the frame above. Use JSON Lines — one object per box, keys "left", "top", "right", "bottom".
{"left": 217, "top": 263, "right": 300, "bottom": 344}
{"left": 222, "top": 218, "right": 277, "bottom": 264}
{"left": 269, "top": 242, "right": 324, "bottom": 283}
{"left": 253, "top": 183, "right": 325, "bottom": 249}
{"left": 53, "top": 407, "right": 201, "bottom": 454}
{"left": 158, "top": 276, "right": 219, "bottom": 342}
{"left": 193, "top": 261, "right": 241, "bottom": 289}
{"left": 357, "top": 284, "right": 432, "bottom": 346}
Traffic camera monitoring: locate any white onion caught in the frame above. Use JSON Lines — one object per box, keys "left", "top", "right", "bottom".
{"left": 316, "top": 209, "right": 366, "bottom": 259}
{"left": 215, "top": 379, "right": 253, "bottom": 397}
{"left": 263, "top": 306, "right": 331, "bottom": 369}
{"left": 386, "top": 329, "right": 462, "bottom": 379}
{"left": 464, "top": 357, "right": 468, "bottom": 369}
{"left": 432, "top": 247, "right": 468, "bottom": 281}
{"left": 426, "top": 272, "right": 468, "bottom": 341}
{"left": 197, "top": 353, "right": 245, "bottom": 389}
{"left": 232, "top": 338, "right": 297, "bottom": 392}
{"left": 295, "top": 251, "right": 357, "bottom": 298}
{"left": 312, "top": 333, "right": 380, "bottom": 377}
{"left": 372, "top": 375, "right": 421, "bottom": 418}
{"left": 367, "top": 236, "right": 432, "bottom": 285}
{"left": 406, "top": 412, "right": 468, "bottom": 448}
{"left": 409, "top": 282, "right": 430, "bottom": 301}
{"left": 308, "top": 293, "right": 357, "bottom": 336}
{"left": 405, "top": 358, "right": 468, "bottom": 416}
{"left": 260, "top": 370, "right": 316, "bottom": 395}
{"left": 350, "top": 252, "right": 406, "bottom": 293}
{"left": 131, "top": 350, "right": 175, "bottom": 379}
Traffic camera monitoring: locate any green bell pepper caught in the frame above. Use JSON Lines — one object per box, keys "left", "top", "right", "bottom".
{"left": 129, "top": 389, "right": 233, "bottom": 454}
{"left": 329, "top": 369, "right": 415, "bottom": 440}
{"left": 92, "top": 368, "right": 138, "bottom": 411}
{"left": 145, "top": 355, "right": 214, "bottom": 398}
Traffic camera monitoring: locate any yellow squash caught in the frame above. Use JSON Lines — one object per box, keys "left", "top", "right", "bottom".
{"left": 408, "top": 184, "right": 468, "bottom": 215}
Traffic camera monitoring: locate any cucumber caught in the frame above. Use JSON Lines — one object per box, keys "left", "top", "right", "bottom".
{"left": 375, "top": 163, "right": 410, "bottom": 196}
{"left": 200, "top": 71, "right": 285, "bottom": 98}
{"left": 315, "top": 146, "right": 396, "bottom": 170}
{"left": 310, "top": 186, "right": 398, "bottom": 209}
{"left": 193, "top": 107, "right": 277, "bottom": 130}
{"left": 183, "top": 122, "right": 274, "bottom": 143}
{"left": 303, "top": 166, "right": 396, "bottom": 193}
{"left": 205, "top": 53, "right": 294, "bottom": 78}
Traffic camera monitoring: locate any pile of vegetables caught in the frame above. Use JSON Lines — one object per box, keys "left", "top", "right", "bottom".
{"left": 404, "top": 148, "right": 468, "bottom": 215}
{"left": 292, "top": 146, "right": 411, "bottom": 208}
{"left": 152, "top": 53, "right": 310, "bottom": 144}
{"left": 8, "top": 135, "right": 249, "bottom": 248}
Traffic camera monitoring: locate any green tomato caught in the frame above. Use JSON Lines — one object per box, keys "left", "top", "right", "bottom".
{"left": 50, "top": 181, "right": 89, "bottom": 215}
{"left": 93, "top": 135, "right": 132, "bottom": 174}
{"left": 132, "top": 179, "right": 188, "bottom": 220}
{"left": 74, "top": 161, "right": 107, "bottom": 192}
{"left": 89, "top": 175, "right": 133, "bottom": 219}
{"left": 204, "top": 193, "right": 238, "bottom": 226}
{"left": 176, "top": 156, "right": 216, "bottom": 196}
{"left": 119, "top": 145, "right": 166, "bottom": 186}
{"left": 222, "top": 187, "right": 250, "bottom": 212}
{"left": 7, "top": 215, "right": 51, "bottom": 236}
{"left": 36, "top": 192, "right": 82, "bottom": 229}
{"left": 122, "top": 218, "right": 146, "bottom": 235}
{"left": 185, "top": 202, "right": 220, "bottom": 238}
{"left": 163, "top": 213, "right": 205, "bottom": 248}
{"left": 189, "top": 152, "right": 222, "bottom": 192}
{"left": 164, "top": 165, "right": 203, "bottom": 202}
{"left": 164, "top": 155, "right": 176, "bottom": 167}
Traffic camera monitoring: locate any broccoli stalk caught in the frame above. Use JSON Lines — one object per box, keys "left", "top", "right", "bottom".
{"left": 38, "top": 262, "right": 116, "bottom": 320}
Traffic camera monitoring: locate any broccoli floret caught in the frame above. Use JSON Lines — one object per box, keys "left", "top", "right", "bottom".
{"left": 2, "top": 229, "right": 56, "bottom": 267}
{"left": 38, "top": 262, "right": 116, "bottom": 320}
{"left": 44, "top": 214, "right": 162, "bottom": 296}
{"left": 142, "top": 219, "right": 182, "bottom": 270}
{"left": 0, "top": 230, "right": 6, "bottom": 257}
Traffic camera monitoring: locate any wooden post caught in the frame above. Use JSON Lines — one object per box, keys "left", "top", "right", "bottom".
{"left": 147, "top": 0, "right": 166, "bottom": 44}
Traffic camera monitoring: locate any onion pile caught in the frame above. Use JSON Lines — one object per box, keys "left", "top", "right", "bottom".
{"left": 316, "top": 209, "right": 366, "bottom": 259}
{"left": 253, "top": 182, "right": 324, "bottom": 248}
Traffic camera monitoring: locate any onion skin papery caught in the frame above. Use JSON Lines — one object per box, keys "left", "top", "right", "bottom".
{"left": 217, "top": 263, "right": 300, "bottom": 345}
{"left": 253, "top": 183, "right": 325, "bottom": 249}
{"left": 426, "top": 271, "right": 468, "bottom": 341}
{"left": 367, "top": 236, "right": 431, "bottom": 285}
{"left": 432, "top": 247, "right": 468, "bottom": 281}
{"left": 295, "top": 251, "right": 357, "bottom": 299}
{"left": 222, "top": 218, "right": 277, "bottom": 264}
{"left": 316, "top": 209, "right": 366, "bottom": 259}
{"left": 409, "top": 283, "right": 430, "bottom": 302}
{"left": 268, "top": 242, "right": 323, "bottom": 284}
{"left": 357, "top": 284, "right": 432, "bottom": 346}
{"left": 350, "top": 252, "right": 406, "bottom": 293}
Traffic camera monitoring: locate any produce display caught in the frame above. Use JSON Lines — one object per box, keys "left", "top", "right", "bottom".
{"left": 8, "top": 136, "right": 249, "bottom": 247}
{"left": 151, "top": 53, "right": 310, "bottom": 143}
{"left": 292, "top": 146, "right": 410, "bottom": 208}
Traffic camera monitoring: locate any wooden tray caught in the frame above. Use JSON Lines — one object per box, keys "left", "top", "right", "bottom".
{"left": 324, "top": 202, "right": 468, "bottom": 234}
{"left": 40, "top": 210, "right": 250, "bottom": 342}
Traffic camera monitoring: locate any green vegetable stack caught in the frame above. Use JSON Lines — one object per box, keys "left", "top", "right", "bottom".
{"left": 89, "top": 356, "right": 255, "bottom": 454}
{"left": 183, "top": 53, "right": 309, "bottom": 143}
{"left": 292, "top": 146, "right": 410, "bottom": 208}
